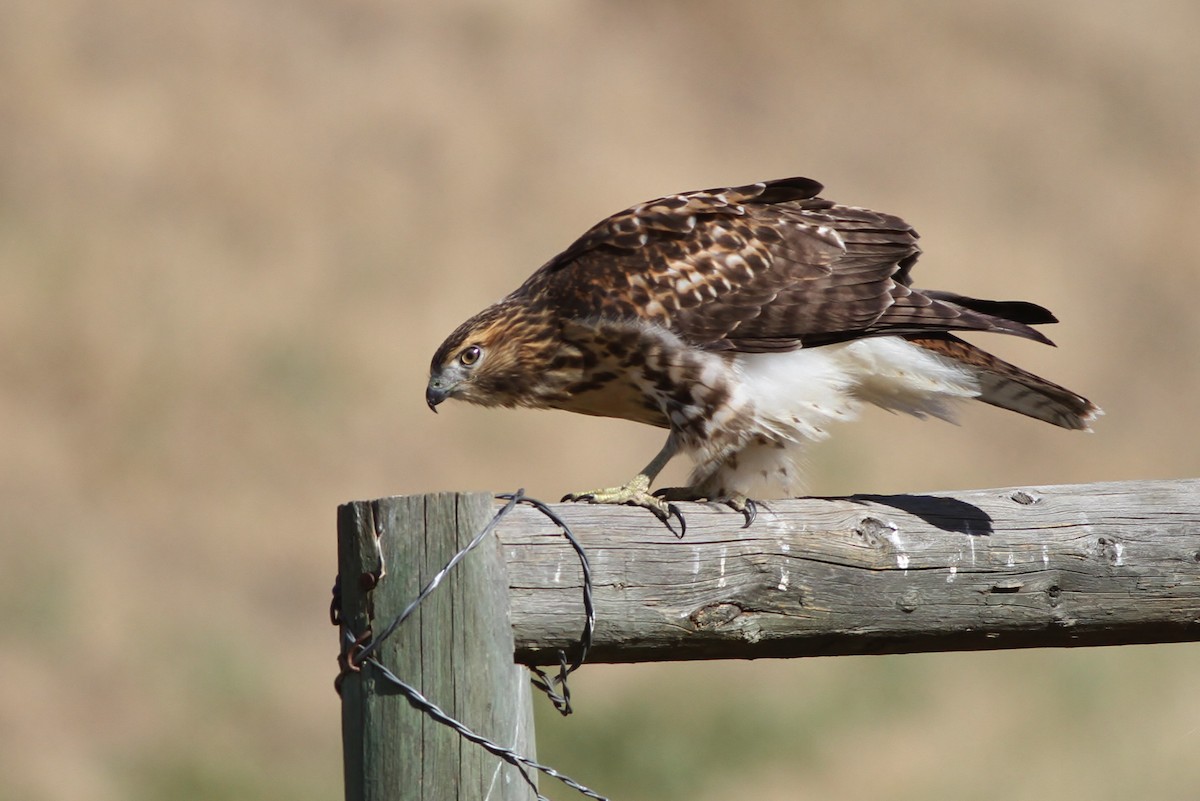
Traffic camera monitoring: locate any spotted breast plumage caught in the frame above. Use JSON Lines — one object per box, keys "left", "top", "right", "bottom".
{"left": 426, "top": 177, "right": 1100, "bottom": 530}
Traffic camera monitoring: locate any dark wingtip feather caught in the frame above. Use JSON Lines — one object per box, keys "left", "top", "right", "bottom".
{"left": 923, "top": 292, "right": 1060, "bottom": 326}
{"left": 917, "top": 291, "right": 1061, "bottom": 346}
{"left": 996, "top": 321, "right": 1057, "bottom": 347}
{"left": 753, "top": 177, "right": 825, "bottom": 204}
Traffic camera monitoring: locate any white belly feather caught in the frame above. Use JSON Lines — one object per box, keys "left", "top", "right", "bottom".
{"left": 687, "top": 337, "right": 981, "bottom": 498}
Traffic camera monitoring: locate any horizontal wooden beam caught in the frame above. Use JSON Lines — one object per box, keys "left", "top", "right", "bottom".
{"left": 493, "top": 479, "right": 1200, "bottom": 664}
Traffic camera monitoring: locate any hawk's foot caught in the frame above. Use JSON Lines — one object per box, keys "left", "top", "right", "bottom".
{"left": 562, "top": 474, "right": 686, "bottom": 537}
{"left": 653, "top": 487, "right": 758, "bottom": 528}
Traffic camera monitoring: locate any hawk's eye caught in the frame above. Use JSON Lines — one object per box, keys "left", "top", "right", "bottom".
{"left": 459, "top": 345, "right": 482, "bottom": 366}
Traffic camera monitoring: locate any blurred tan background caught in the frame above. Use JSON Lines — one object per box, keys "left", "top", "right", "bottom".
{"left": 3, "top": 1, "right": 1199, "bottom": 799}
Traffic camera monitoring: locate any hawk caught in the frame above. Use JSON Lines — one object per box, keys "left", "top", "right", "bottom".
{"left": 427, "top": 177, "right": 1099, "bottom": 531}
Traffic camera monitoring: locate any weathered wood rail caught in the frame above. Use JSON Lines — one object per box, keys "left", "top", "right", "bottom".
{"left": 336, "top": 478, "right": 1200, "bottom": 800}
{"left": 502, "top": 478, "right": 1200, "bottom": 664}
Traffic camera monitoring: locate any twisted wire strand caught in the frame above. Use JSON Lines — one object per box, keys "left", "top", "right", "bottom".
{"left": 338, "top": 488, "right": 605, "bottom": 800}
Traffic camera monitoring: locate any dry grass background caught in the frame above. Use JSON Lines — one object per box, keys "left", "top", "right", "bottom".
{"left": 2, "top": 2, "right": 1199, "bottom": 799}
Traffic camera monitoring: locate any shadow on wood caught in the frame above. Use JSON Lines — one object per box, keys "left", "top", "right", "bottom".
{"left": 495, "top": 479, "right": 1200, "bottom": 664}
{"left": 335, "top": 478, "right": 1200, "bottom": 800}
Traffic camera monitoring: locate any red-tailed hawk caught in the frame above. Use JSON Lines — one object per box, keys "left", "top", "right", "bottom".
{"left": 427, "top": 177, "right": 1099, "bottom": 531}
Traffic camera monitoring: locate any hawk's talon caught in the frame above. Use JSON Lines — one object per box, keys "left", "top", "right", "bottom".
{"left": 632, "top": 497, "right": 686, "bottom": 538}
{"left": 654, "top": 487, "right": 759, "bottom": 528}
{"left": 664, "top": 503, "right": 686, "bottom": 539}
{"left": 731, "top": 497, "right": 758, "bottom": 528}
{"left": 562, "top": 474, "right": 686, "bottom": 535}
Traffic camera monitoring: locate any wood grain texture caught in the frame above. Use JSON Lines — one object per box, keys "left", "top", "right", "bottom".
{"left": 492, "top": 479, "right": 1200, "bottom": 664}
{"left": 337, "top": 493, "right": 537, "bottom": 801}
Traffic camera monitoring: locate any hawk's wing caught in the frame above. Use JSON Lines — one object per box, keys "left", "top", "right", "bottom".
{"left": 520, "top": 177, "right": 1055, "bottom": 353}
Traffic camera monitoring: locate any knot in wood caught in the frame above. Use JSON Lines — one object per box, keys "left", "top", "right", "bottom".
{"left": 689, "top": 602, "right": 743, "bottom": 630}
{"left": 855, "top": 515, "right": 898, "bottom": 546}
{"left": 1009, "top": 489, "right": 1041, "bottom": 505}
{"left": 897, "top": 588, "right": 921, "bottom": 613}
{"left": 1095, "top": 536, "right": 1125, "bottom": 566}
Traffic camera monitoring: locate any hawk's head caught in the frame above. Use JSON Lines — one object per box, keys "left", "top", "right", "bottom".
{"left": 427, "top": 300, "right": 564, "bottom": 412}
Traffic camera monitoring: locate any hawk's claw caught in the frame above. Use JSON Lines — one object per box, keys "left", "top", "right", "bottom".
{"left": 562, "top": 474, "right": 686, "bottom": 536}
{"left": 624, "top": 497, "right": 686, "bottom": 537}
{"left": 654, "top": 488, "right": 759, "bottom": 528}
{"left": 562, "top": 477, "right": 756, "bottom": 536}
{"left": 663, "top": 502, "right": 686, "bottom": 538}
{"left": 732, "top": 497, "right": 757, "bottom": 528}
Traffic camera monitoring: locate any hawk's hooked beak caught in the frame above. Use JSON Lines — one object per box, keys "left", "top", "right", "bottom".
{"left": 426, "top": 381, "right": 450, "bottom": 412}
{"left": 426, "top": 372, "right": 456, "bottom": 412}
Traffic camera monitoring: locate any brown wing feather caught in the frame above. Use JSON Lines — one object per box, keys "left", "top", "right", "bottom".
{"left": 518, "top": 177, "right": 1055, "bottom": 352}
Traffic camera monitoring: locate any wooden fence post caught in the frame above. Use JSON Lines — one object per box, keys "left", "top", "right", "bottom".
{"left": 336, "top": 492, "right": 537, "bottom": 801}
{"left": 334, "top": 478, "right": 1199, "bottom": 799}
